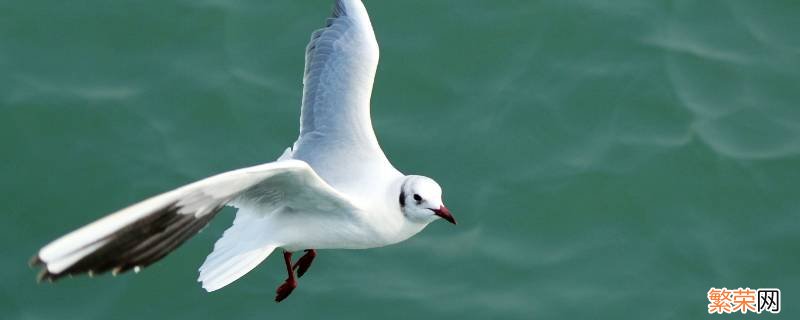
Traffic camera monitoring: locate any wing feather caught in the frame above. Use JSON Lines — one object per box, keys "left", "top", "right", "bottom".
{"left": 31, "top": 160, "right": 360, "bottom": 282}
{"left": 293, "top": 0, "right": 388, "bottom": 176}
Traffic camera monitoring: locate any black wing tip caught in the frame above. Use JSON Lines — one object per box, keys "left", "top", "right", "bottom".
{"left": 29, "top": 255, "right": 83, "bottom": 283}
{"left": 29, "top": 254, "right": 43, "bottom": 268}
{"left": 32, "top": 259, "right": 146, "bottom": 284}
{"left": 29, "top": 248, "right": 133, "bottom": 283}
{"left": 28, "top": 200, "right": 221, "bottom": 285}
{"left": 31, "top": 204, "right": 220, "bottom": 284}
{"left": 33, "top": 265, "right": 58, "bottom": 283}
{"left": 29, "top": 254, "right": 54, "bottom": 283}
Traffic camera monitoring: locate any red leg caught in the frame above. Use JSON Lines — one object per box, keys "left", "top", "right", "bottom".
{"left": 275, "top": 250, "right": 297, "bottom": 302}
{"left": 293, "top": 249, "right": 317, "bottom": 278}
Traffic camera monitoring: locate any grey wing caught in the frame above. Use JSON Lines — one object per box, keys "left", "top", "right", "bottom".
{"left": 292, "top": 0, "right": 389, "bottom": 173}
{"left": 31, "top": 160, "right": 361, "bottom": 281}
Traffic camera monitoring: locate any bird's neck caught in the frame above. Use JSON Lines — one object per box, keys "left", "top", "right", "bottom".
{"left": 356, "top": 176, "right": 430, "bottom": 247}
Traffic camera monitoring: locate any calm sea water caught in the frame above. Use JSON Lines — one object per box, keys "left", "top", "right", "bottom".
{"left": 2, "top": 0, "right": 799, "bottom": 319}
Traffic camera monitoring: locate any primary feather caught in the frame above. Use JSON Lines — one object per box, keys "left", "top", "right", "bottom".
{"left": 32, "top": 160, "right": 362, "bottom": 287}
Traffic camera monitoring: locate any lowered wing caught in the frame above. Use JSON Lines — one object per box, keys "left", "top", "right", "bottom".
{"left": 31, "top": 160, "right": 360, "bottom": 282}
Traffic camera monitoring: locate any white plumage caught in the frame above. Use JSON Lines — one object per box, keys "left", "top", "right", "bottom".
{"left": 31, "top": 0, "right": 455, "bottom": 300}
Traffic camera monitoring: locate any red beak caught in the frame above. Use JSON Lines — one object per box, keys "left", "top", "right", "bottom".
{"left": 433, "top": 205, "right": 456, "bottom": 225}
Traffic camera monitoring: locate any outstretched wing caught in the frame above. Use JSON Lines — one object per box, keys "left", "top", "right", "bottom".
{"left": 292, "top": 0, "right": 390, "bottom": 177}
{"left": 31, "top": 160, "right": 360, "bottom": 282}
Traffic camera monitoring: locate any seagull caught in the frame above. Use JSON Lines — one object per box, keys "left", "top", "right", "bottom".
{"left": 30, "top": 0, "right": 455, "bottom": 302}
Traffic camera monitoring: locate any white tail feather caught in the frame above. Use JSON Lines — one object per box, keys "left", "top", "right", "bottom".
{"left": 198, "top": 211, "right": 277, "bottom": 292}
{"left": 199, "top": 246, "right": 275, "bottom": 292}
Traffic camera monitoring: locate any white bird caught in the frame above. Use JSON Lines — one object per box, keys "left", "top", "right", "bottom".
{"left": 30, "top": 0, "right": 455, "bottom": 302}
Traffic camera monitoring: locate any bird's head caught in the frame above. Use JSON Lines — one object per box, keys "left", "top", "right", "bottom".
{"left": 399, "top": 175, "right": 456, "bottom": 225}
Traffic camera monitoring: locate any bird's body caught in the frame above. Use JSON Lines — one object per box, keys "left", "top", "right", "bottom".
{"left": 31, "top": 0, "right": 455, "bottom": 301}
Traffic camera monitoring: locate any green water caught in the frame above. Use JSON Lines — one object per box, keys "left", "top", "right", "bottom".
{"left": 2, "top": 0, "right": 799, "bottom": 319}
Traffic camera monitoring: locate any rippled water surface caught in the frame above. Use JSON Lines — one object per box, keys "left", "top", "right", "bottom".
{"left": 2, "top": 1, "right": 799, "bottom": 319}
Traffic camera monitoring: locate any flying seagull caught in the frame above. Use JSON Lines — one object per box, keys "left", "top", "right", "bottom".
{"left": 30, "top": 0, "right": 455, "bottom": 302}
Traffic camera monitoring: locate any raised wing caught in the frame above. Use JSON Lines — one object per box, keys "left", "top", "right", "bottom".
{"left": 292, "top": 0, "right": 390, "bottom": 176}
{"left": 31, "top": 160, "right": 360, "bottom": 282}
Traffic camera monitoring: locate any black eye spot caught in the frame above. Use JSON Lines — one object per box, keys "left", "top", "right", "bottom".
{"left": 413, "top": 194, "right": 422, "bottom": 202}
